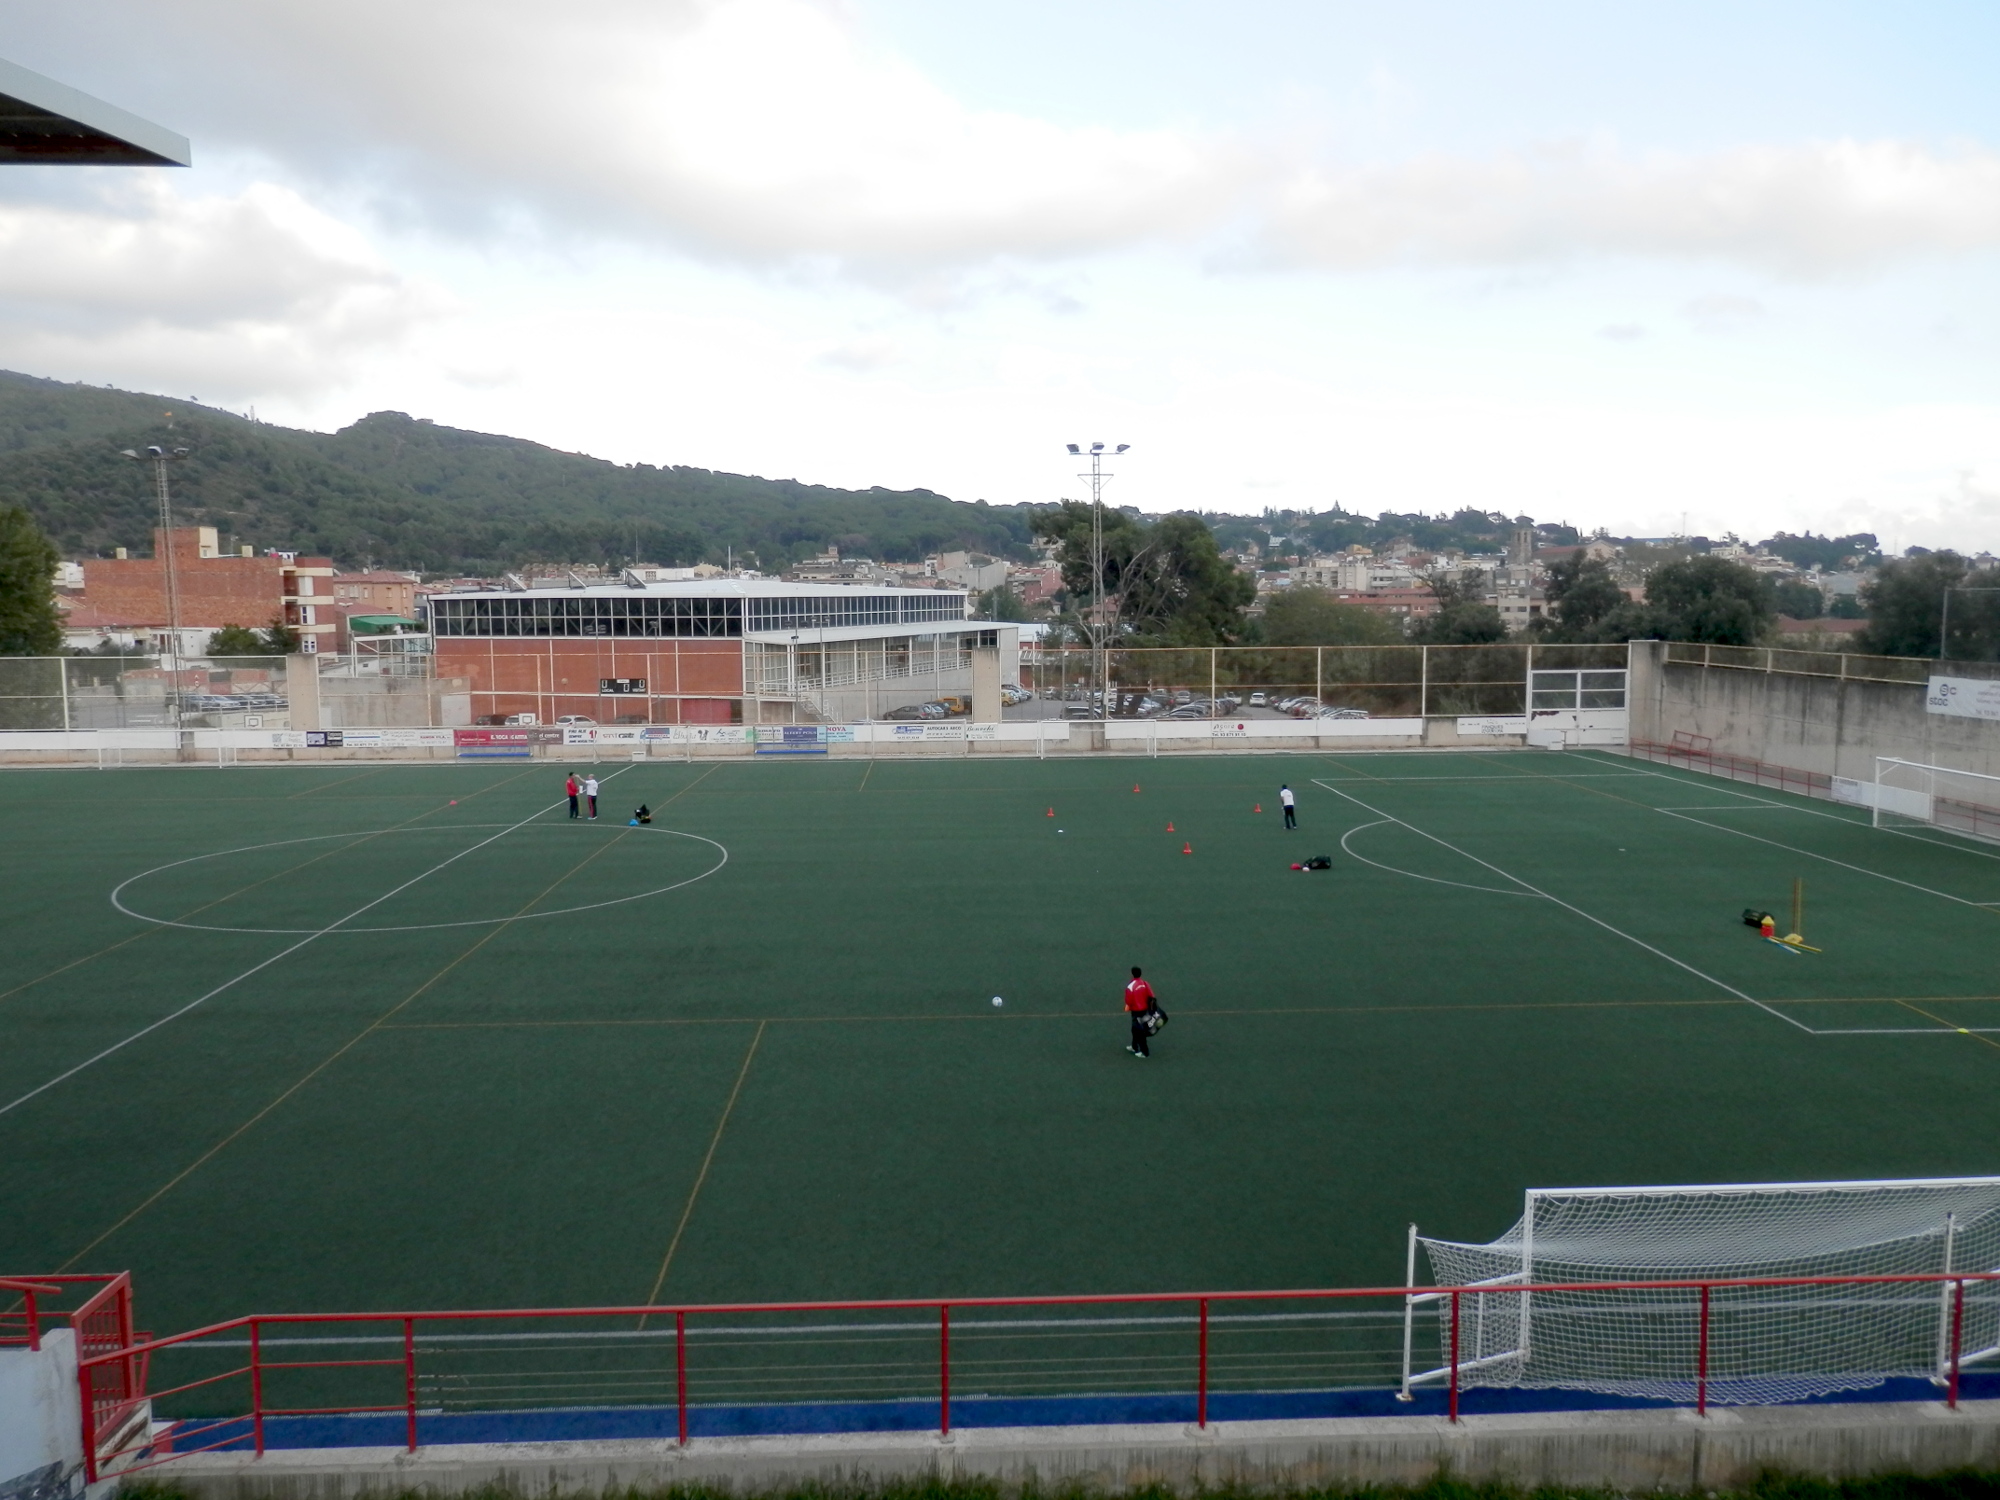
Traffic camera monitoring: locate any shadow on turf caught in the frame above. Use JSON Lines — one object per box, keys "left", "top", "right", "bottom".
{"left": 110, "top": 1472, "right": 2000, "bottom": 1500}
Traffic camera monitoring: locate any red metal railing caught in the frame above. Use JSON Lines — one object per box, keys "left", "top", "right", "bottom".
{"left": 61, "top": 1271, "right": 2000, "bottom": 1480}
{"left": 1629, "top": 737, "right": 1835, "bottom": 801}
{"left": 0, "top": 1277, "right": 62, "bottom": 1350}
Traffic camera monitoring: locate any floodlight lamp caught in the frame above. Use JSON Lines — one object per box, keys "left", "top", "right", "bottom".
{"left": 119, "top": 449, "right": 138, "bottom": 458}
{"left": 1115, "top": 444, "right": 1130, "bottom": 454}
{"left": 146, "top": 445, "right": 164, "bottom": 456}
{"left": 172, "top": 447, "right": 189, "bottom": 457}
{"left": 1066, "top": 443, "right": 1080, "bottom": 455}
{"left": 1090, "top": 442, "right": 1104, "bottom": 453}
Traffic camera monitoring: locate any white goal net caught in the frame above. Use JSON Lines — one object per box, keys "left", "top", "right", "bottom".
{"left": 1831, "top": 758, "right": 2000, "bottom": 844}
{"left": 1405, "top": 1178, "right": 2000, "bottom": 1404}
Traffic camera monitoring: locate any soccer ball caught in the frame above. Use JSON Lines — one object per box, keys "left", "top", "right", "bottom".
{"left": 992, "top": 996, "right": 1004, "bottom": 1007}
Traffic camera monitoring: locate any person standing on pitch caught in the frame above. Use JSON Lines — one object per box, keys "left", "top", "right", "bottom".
{"left": 1280, "top": 783, "right": 1297, "bottom": 830}
{"left": 583, "top": 773, "right": 600, "bottom": 820}
{"left": 1124, "top": 966, "right": 1156, "bottom": 1059}
{"left": 565, "top": 772, "right": 581, "bottom": 820}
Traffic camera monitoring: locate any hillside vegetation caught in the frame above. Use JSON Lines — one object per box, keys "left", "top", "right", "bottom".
{"left": 0, "top": 370, "right": 1033, "bottom": 574}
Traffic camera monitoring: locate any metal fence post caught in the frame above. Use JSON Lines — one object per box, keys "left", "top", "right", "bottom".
{"left": 1951, "top": 1279, "right": 1965, "bottom": 1410}
{"left": 251, "top": 1319, "right": 266, "bottom": 1456}
{"left": 1697, "top": 1284, "right": 1710, "bottom": 1416}
{"left": 1198, "top": 1298, "right": 1209, "bottom": 1428}
{"left": 1448, "top": 1290, "right": 1460, "bottom": 1423}
{"left": 676, "top": 1311, "right": 688, "bottom": 1445}
{"left": 939, "top": 1304, "right": 951, "bottom": 1436}
{"left": 404, "top": 1318, "right": 418, "bottom": 1452}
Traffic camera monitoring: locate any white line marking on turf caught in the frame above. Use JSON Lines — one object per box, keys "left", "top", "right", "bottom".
{"left": 0, "top": 769, "right": 642, "bottom": 1120}
{"left": 110, "top": 824, "right": 727, "bottom": 934}
{"left": 1338, "top": 820, "right": 1535, "bottom": 897}
{"left": 1310, "top": 778, "right": 1815, "bottom": 1033}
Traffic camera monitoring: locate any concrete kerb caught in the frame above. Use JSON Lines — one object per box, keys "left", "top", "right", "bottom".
{"left": 135, "top": 1400, "right": 2000, "bottom": 1499}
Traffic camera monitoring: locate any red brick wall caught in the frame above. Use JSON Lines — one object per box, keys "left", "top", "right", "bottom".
{"left": 82, "top": 551, "right": 286, "bottom": 628}
{"left": 435, "top": 638, "right": 744, "bottom": 723}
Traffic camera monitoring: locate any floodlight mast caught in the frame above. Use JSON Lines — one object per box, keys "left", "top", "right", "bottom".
{"left": 1065, "top": 442, "right": 1130, "bottom": 715}
{"left": 121, "top": 443, "right": 191, "bottom": 729}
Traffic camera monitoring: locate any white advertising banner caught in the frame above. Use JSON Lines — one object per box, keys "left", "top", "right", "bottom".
{"left": 1926, "top": 676, "right": 2000, "bottom": 721}
{"left": 1457, "top": 716, "right": 1528, "bottom": 736}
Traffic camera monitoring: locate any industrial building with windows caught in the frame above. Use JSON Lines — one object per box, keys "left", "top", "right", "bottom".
{"left": 427, "top": 580, "right": 1018, "bottom": 725}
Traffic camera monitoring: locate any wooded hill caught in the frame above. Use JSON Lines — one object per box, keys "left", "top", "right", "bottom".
{"left": 0, "top": 370, "right": 1035, "bottom": 574}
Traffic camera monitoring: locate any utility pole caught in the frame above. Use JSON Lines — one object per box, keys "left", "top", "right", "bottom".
{"left": 1066, "top": 442, "right": 1128, "bottom": 716}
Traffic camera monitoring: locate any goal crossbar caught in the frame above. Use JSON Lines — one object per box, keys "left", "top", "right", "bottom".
{"left": 1403, "top": 1177, "right": 2000, "bottom": 1404}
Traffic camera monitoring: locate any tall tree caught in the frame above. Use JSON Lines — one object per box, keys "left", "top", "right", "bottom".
{"left": 1859, "top": 552, "right": 2000, "bottom": 660}
{"left": 1031, "top": 504, "right": 1254, "bottom": 644}
{"left": 1538, "top": 554, "right": 1627, "bottom": 640}
{"left": 1259, "top": 586, "right": 1401, "bottom": 646}
{"left": 1641, "top": 556, "right": 1774, "bottom": 645}
{"left": 1410, "top": 566, "right": 1507, "bottom": 644}
{"left": 977, "top": 582, "right": 1028, "bottom": 622}
{"left": 0, "top": 502, "right": 61, "bottom": 655}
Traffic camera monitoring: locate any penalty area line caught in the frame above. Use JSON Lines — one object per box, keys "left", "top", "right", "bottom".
{"left": 1310, "top": 778, "right": 1815, "bottom": 1034}
{"left": 0, "top": 769, "right": 636, "bottom": 1122}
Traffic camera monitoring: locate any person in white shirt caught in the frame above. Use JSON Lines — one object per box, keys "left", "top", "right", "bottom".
{"left": 1280, "top": 784, "right": 1297, "bottom": 830}
{"left": 583, "top": 774, "right": 600, "bottom": 820}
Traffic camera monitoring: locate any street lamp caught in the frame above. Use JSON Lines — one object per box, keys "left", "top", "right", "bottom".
{"left": 121, "top": 443, "right": 191, "bottom": 723}
{"left": 1065, "top": 442, "right": 1128, "bottom": 717}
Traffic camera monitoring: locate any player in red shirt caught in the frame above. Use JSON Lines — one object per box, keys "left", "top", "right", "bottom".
{"left": 565, "top": 773, "right": 581, "bottom": 820}
{"left": 1124, "top": 966, "right": 1156, "bottom": 1058}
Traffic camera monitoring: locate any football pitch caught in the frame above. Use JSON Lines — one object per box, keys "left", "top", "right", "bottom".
{"left": 4, "top": 748, "right": 2000, "bottom": 1343}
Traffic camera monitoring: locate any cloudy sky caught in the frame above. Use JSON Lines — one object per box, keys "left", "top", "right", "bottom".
{"left": 3, "top": 1, "right": 2000, "bottom": 546}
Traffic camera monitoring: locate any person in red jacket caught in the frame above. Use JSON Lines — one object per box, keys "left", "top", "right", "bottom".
{"left": 1124, "top": 966, "right": 1156, "bottom": 1059}
{"left": 565, "top": 773, "right": 581, "bottom": 820}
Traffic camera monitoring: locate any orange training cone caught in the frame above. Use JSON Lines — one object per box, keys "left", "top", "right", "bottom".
{"left": 1182, "top": 841, "right": 1192, "bottom": 855}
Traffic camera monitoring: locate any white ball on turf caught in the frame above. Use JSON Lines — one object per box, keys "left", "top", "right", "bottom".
{"left": 992, "top": 996, "right": 1004, "bottom": 1007}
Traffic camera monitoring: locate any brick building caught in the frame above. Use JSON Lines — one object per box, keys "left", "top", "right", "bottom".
{"left": 79, "top": 527, "right": 335, "bottom": 654}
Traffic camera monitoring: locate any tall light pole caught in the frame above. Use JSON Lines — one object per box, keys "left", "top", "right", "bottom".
{"left": 122, "top": 444, "right": 191, "bottom": 722}
{"left": 1066, "top": 442, "right": 1128, "bottom": 716}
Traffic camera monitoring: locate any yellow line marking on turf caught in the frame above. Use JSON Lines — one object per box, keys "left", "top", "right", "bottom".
{"left": 1890, "top": 999, "right": 2000, "bottom": 1053}
{"left": 55, "top": 810, "right": 642, "bottom": 1271}
{"left": 640, "top": 1020, "right": 767, "bottom": 1322}
{"left": 288, "top": 769, "right": 383, "bottom": 799}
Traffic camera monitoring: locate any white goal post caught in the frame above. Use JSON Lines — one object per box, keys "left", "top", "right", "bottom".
{"left": 1401, "top": 1177, "right": 2000, "bottom": 1405}
{"left": 1830, "top": 758, "right": 2000, "bottom": 844}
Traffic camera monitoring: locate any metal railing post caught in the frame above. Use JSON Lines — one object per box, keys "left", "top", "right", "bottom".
{"left": 676, "top": 1311, "right": 688, "bottom": 1445}
{"left": 404, "top": 1317, "right": 418, "bottom": 1452}
{"left": 76, "top": 1352, "right": 100, "bottom": 1484}
{"left": 250, "top": 1320, "right": 266, "bottom": 1456}
{"left": 1951, "top": 1279, "right": 1965, "bottom": 1410}
{"left": 1697, "top": 1284, "right": 1710, "bottom": 1416}
{"left": 1448, "top": 1290, "right": 1461, "bottom": 1423}
{"left": 1198, "top": 1298, "right": 1209, "bottom": 1428}
{"left": 939, "top": 1304, "right": 951, "bottom": 1436}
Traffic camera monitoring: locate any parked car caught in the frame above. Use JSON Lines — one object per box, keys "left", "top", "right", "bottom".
{"left": 555, "top": 715, "right": 596, "bottom": 727}
{"left": 1000, "top": 684, "right": 1032, "bottom": 706}
{"left": 1062, "top": 703, "right": 1097, "bottom": 720}
{"left": 1248, "top": 691, "right": 1268, "bottom": 707}
{"left": 885, "top": 701, "right": 949, "bottom": 720}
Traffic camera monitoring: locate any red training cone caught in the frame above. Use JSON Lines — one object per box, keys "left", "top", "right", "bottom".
{"left": 1254, "top": 803, "right": 1262, "bottom": 813}
{"left": 1166, "top": 821, "right": 1175, "bottom": 832}
{"left": 1182, "top": 841, "right": 1193, "bottom": 855}
{"left": 1133, "top": 783, "right": 1141, "bottom": 793}
{"left": 1046, "top": 807, "right": 1054, "bottom": 817}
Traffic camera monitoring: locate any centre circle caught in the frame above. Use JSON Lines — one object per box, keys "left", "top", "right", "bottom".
{"left": 110, "top": 824, "right": 729, "bottom": 935}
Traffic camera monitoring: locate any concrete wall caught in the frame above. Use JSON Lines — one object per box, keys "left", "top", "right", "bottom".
{"left": 148, "top": 1399, "right": 2000, "bottom": 1499}
{"left": 1630, "top": 641, "right": 2000, "bottom": 781}
{"left": 0, "top": 1330, "right": 82, "bottom": 1500}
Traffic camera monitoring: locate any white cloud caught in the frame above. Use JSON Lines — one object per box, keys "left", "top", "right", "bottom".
{"left": 1259, "top": 139, "right": 2000, "bottom": 276}
{"left": 0, "top": 179, "right": 444, "bottom": 398}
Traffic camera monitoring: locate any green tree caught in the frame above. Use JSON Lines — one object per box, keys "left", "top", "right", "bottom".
{"left": 1858, "top": 552, "right": 2000, "bottom": 660}
{"left": 1259, "top": 586, "right": 1400, "bottom": 646}
{"left": 1829, "top": 593, "right": 1865, "bottom": 619}
{"left": 1772, "top": 580, "right": 1824, "bottom": 619}
{"left": 1538, "top": 554, "right": 1626, "bottom": 641}
{"left": 0, "top": 502, "right": 61, "bottom": 655}
{"left": 977, "top": 582, "right": 1028, "bottom": 622}
{"left": 1030, "top": 504, "right": 1254, "bottom": 644}
{"left": 1410, "top": 566, "right": 1507, "bottom": 644}
{"left": 207, "top": 623, "right": 268, "bottom": 656}
{"left": 1642, "top": 556, "right": 1774, "bottom": 645}
{"left": 260, "top": 618, "right": 301, "bottom": 654}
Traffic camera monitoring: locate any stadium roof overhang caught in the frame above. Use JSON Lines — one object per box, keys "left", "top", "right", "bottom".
{"left": 743, "top": 621, "right": 1010, "bottom": 646}
{"left": 0, "top": 56, "right": 190, "bottom": 166}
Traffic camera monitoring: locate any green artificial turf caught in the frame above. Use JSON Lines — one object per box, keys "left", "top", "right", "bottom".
{"left": 6, "top": 749, "right": 2000, "bottom": 1411}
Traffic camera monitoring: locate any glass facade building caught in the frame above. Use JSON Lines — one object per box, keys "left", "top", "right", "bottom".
{"left": 429, "top": 588, "right": 967, "bottom": 640}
